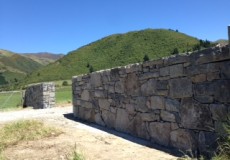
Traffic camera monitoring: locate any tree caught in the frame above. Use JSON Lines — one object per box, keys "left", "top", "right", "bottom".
{"left": 89, "top": 65, "right": 94, "bottom": 73}
{"left": 171, "top": 48, "right": 179, "bottom": 55}
{"left": 143, "top": 54, "right": 150, "bottom": 62}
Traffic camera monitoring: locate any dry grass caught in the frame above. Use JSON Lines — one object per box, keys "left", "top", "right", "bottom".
{"left": 0, "top": 119, "right": 62, "bottom": 158}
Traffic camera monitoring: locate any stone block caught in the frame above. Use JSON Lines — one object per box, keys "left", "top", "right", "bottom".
{"left": 81, "top": 90, "right": 90, "bottom": 101}
{"left": 170, "top": 129, "right": 196, "bottom": 151}
{"left": 169, "top": 78, "right": 192, "bottom": 98}
{"left": 115, "top": 80, "right": 125, "bottom": 93}
{"left": 220, "top": 61, "right": 230, "bottom": 79}
{"left": 149, "top": 122, "right": 171, "bottom": 146}
{"left": 210, "top": 104, "right": 228, "bottom": 121}
{"left": 94, "top": 90, "right": 105, "bottom": 98}
{"left": 149, "top": 96, "right": 165, "bottom": 110}
{"left": 134, "top": 97, "right": 149, "bottom": 112}
{"left": 156, "top": 80, "right": 168, "bottom": 90}
{"left": 160, "top": 110, "right": 176, "bottom": 122}
{"left": 165, "top": 98, "right": 180, "bottom": 112}
{"left": 102, "top": 110, "right": 116, "bottom": 128}
{"left": 95, "top": 113, "right": 105, "bottom": 126}
{"left": 130, "top": 115, "right": 150, "bottom": 139}
{"left": 160, "top": 67, "right": 169, "bottom": 76}
{"left": 191, "top": 74, "right": 206, "bottom": 83}
{"left": 207, "top": 72, "right": 220, "bottom": 81}
{"left": 169, "top": 64, "right": 184, "bottom": 78}
{"left": 194, "top": 96, "right": 214, "bottom": 103}
{"left": 194, "top": 82, "right": 214, "bottom": 96}
{"left": 186, "top": 63, "right": 219, "bottom": 76}
{"left": 125, "top": 73, "right": 140, "bottom": 96}
{"left": 180, "top": 98, "right": 213, "bottom": 131}
{"left": 141, "top": 79, "right": 157, "bottom": 96}
{"left": 98, "top": 99, "right": 110, "bottom": 110}
{"left": 214, "top": 80, "right": 230, "bottom": 103}
{"left": 115, "top": 108, "right": 130, "bottom": 132}
{"left": 125, "top": 104, "right": 136, "bottom": 115}
{"left": 90, "top": 72, "right": 102, "bottom": 87}
{"left": 140, "top": 113, "right": 160, "bottom": 121}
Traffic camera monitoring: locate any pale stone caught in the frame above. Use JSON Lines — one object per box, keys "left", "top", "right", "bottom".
{"left": 141, "top": 113, "right": 159, "bottom": 121}
{"left": 95, "top": 113, "right": 105, "bottom": 126}
{"left": 101, "top": 110, "right": 116, "bottom": 128}
{"left": 149, "top": 96, "right": 165, "bottom": 110}
{"left": 90, "top": 73, "right": 102, "bottom": 87}
{"left": 115, "top": 81, "right": 125, "bottom": 93}
{"left": 149, "top": 122, "right": 171, "bottom": 146}
{"left": 81, "top": 90, "right": 90, "bottom": 101}
{"left": 94, "top": 90, "right": 104, "bottom": 98}
{"left": 115, "top": 108, "right": 130, "bottom": 132}
{"left": 98, "top": 99, "right": 110, "bottom": 110}
{"left": 160, "top": 110, "right": 176, "bottom": 122}
{"left": 125, "top": 73, "right": 140, "bottom": 96}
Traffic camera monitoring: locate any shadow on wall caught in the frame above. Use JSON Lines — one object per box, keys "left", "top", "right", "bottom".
{"left": 63, "top": 113, "right": 182, "bottom": 157}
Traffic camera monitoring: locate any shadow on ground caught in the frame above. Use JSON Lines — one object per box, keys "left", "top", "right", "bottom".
{"left": 63, "top": 113, "right": 182, "bottom": 158}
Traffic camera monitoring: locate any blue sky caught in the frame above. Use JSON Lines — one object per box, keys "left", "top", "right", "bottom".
{"left": 0, "top": 0, "right": 229, "bottom": 54}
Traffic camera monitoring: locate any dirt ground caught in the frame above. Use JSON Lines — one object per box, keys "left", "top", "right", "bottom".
{"left": 0, "top": 106, "right": 178, "bottom": 160}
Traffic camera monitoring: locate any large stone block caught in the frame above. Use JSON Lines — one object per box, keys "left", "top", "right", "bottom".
{"left": 160, "top": 110, "right": 176, "bottom": 122}
{"left": 169, "top": 78, "right": 192, "bottom": 98}
{"left": 165, "top": 98, "right": 180, "bottom": 112}
{"left": 134, "top": 97, "right": 149, "bottom": 112}
{"left": 98, "top": 99, "right": 110, "bottom": 110}
{"left": 220, "top": 61, "right": 230, "bottom": 79}
{"left": 115, "top": 108, "right": 130, "bottom": 132}
{"left": 170, "top": 129, "right": 196, "bottom": 151}
{"left": 125, "top": 73, "right": 140, "bottom": 96}
{"left": 141, "top": 79, "right": 157, "bottom": 96}
{"left": 102, "top": 110, "right": 116, "bottom": 128}
{"left": 213, "top": 80, "right": 230, "bottom": 103}
{"left": 149, "top": 96, "right": 165, "bottom": 110}
{"left": 90, "top": 73, "right": 102, "bottom": 87}
{"left": 180, "top": 98, "right": 213, "bottom": 131}
{"left": 149, "top": 122, "right": 171, "bottom": 146}
{"left": 81, "top": 90, "right": 90, "bottom": 101}
{"left": 169, "top": 64, "right": 184, "bottom": 78}
{"left": 115, "top": 80, "right": 125, "bottom": 93}
{"left": 159, "top": 67, "right": 169, "bottom": 76}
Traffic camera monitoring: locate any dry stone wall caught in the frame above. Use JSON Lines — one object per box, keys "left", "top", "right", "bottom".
{"left": 23, "top": 82, "right": 55, "bottom": 109}
{"left": 72, "top": 46, "right": 230, "bottom": 156}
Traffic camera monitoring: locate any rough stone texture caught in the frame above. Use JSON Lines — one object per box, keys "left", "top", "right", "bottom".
{"left": 23, "top": 83, "right": 55, "bottom": 109}
{"left": 72, "top": 45, "right": 230, "bottom": 155}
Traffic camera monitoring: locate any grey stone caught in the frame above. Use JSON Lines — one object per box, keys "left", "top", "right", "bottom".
{"left": 94, "top": 90, "right": 105, "bottom": 98}
{"left": 149, "top": 122, "right": 171, "bottom": 146}
{"left": 169, "top": 64, "right": 184, "bottom": 78}
{"left": 81, "top": 90, "right": 90, "bottom": 101}
{"left": 194, "top": 82, "right": 214, "bottom": 96}
{"left": 156, "top": 80, "right": 168, "bottom": 90}
{"left": 160, "top": 110, "right": 176, "bottom": 122}
{"left": 194, "top": 96, "right": 214, "bottom": 103}
{"left": 141, "top": 79, "right": 157, "bottom": 96}
{"left": 207, "top": 72, "right": 220, "bottom": 81}
{"left": 149, "top": 96, "right": 165, "bottom": 110}
{"left": 115, "top": 108, "right": 130, "bottom": 132}
{"left": 214, "top": 80, "right": 230, "bottom": 103}
{"left": 210, "top": 104, "right": 228, "bottom": 121}
{"left": 170, "top": 129, "right": 196, "bottom": 151}
{"left": 165, "top": 98, "right": 180, "bottom": 112}
{"left": 78, "top": 107, "right": 95, "bottom": 122}
{"left": 198, "top": 131, "right": 217, "bottom": 156}
{"left": 115, "top": 80, "right": 125, "bottom": 93}
{"left": 90, "top": 73, "right": 102, "bottom": 87}
{"left": 98, "top": 99, "right": 110, "bottom": 110}
{"left": 139, "top": 72, "right": 159, "bottom": 80}
{"left": 171, "top": 123, "right": 179, "bottom": 130}
{"left": 134, "top": 97, "right": 149, "bottom": 112}
{"left": 125, "top": 73, "right": 140, "bottom": 96}
{"left": 95, "top": 113, "right": 105, "bottom": 126}
{"left": 125, "top": 104, "right": 136, "bottom": 115}
{"left": 80, "top": 101, "right": 93, "bottom": 109}
{"left": 220, "top": 61, "right": 230, "bottom": 79}
{"left": 101, "top": 110, "right": 116, "bottom": 128}
{"left": 141, "top": 113, "right": 159, "bottom": 121}
{"left": 180, "top": 98, "right": 213, "bottom": 131}
{"left": 160, "top": 67, "right": 169, "bottom": 76}
{"left": 186, "top": 63, "right": 219, "bottom": 76}
{"left": 169, "top": 78, "right": 192, "bottom": 98}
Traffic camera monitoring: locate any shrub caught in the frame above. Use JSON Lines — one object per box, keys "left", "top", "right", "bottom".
{"left": 172, "top": 48, "right": 179, "bottom": 55}
{"left": 62, "top": 81, "right": 68, "bottom": 86}
{"left": 143, "top": 54, "right": 150, "bottom": 62}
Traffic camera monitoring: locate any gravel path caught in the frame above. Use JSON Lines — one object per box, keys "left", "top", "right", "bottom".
{"left": 0, "top": 106, "right": 178, "bottom": 160}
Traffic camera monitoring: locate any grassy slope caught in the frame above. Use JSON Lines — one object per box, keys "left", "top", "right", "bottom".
{"left": 0, "top": 50, "right": 43, "bottom": 85}
{"left": 24, "top": 29, "right": 199, "bottom": 84}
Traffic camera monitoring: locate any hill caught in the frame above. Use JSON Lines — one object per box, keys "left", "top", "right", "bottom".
{"left": 0, "top": 49, "right": 43, "bottom": 86}
{"left": 22, "top": 52, "right": 64, "bottom": 65}
{"left": 23, "top": 29, "right": 201, "bottom": 84}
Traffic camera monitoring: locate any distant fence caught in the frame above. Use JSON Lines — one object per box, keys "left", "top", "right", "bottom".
{"left": 0, "top": 91, "right": 24, "bottom": 110}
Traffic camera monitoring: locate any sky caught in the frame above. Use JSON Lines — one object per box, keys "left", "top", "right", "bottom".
{"left": 0, "top": 0, "right": 229, "bottom": 54}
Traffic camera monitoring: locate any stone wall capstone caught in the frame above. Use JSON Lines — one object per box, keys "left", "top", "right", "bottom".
{"left": 72, "top": 45, "right": 230, "bottom": 156}
{"left": 23, "top": 82, "right": 55, "bottom": 109}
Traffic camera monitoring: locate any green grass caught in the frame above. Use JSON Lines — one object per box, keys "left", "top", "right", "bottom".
{"left": 0, "top": 120, "right": 62, "bottom": 158}
{"left": 0, "top": 91, "right": 22, "bottom": 111}
{"left": 56, "top": 86, "right": 72, "bottom": 104}
{"left": 22, "top": 29, "right": 200, "bottom": 84}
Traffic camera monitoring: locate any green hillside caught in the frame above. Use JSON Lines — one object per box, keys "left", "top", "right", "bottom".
{"left": 0, "top": 49, "right": 43, "bottom": 86}
{"left": 23, "top": 29, "right": 201, "bottom": 84}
